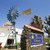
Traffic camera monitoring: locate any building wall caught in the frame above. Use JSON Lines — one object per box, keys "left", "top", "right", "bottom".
{"left": 0, "top": 28, "right": 10, "bottom": 47}
{"left": 0, "top": 22, "right": 23, "bottom": 48}
{"left": 0, "top": 27, "right": 23, "bottom": 48}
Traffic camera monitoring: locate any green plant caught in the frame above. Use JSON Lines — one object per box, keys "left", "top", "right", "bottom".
{"left": 4, "top": 45, "right": 9, "bottom": 48}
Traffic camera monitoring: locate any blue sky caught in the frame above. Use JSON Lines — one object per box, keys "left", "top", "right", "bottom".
{"left": 0, "top": 0, "right": 50, "bottom": 29}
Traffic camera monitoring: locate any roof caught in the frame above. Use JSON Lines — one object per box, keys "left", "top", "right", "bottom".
{"left": 0, "top": 27, "right": 9, "bottom": 30}
{"left": 25, "top": 25, "right": 44, "bottom": 32}
{"left": 4, "top": 21, "right": 12, "bottom": 26}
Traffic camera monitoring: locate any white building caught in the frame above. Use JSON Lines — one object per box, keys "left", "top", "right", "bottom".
{"left": 0, "top": 21, "right": 23, "bottom": 48}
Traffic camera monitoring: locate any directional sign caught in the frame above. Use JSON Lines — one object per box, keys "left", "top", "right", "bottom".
{"left": 30, "top": 33, "right": 43, "bottom": 47}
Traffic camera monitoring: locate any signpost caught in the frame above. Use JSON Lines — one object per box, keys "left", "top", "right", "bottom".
{"left": 30, "top": 33, "right": 43, "bottom": 47}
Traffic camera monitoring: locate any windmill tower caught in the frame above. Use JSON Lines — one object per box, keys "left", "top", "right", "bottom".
{"left": 7, "top": 7, "right": 18, "bottom": 48}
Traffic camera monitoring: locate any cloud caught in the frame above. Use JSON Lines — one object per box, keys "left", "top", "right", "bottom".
{"left": 44, "top": 32, "right": 48, "bottom": 38}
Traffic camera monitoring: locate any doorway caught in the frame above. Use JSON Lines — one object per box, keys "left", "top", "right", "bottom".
{"left": 7, "top": 39, "right": 14, "bottom": 45}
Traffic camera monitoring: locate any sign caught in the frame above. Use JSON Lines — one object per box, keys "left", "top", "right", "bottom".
{"left": 30, "top": 33, "right": 43, "bottom": 47}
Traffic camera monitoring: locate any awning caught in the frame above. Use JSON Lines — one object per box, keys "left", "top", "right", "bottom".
{"left": 25, "top": 25, "right": 44, "bottom": 32}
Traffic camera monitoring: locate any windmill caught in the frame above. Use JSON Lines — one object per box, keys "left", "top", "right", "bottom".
{"left": 7, "top": 7, "right": 19, "bottom": 48}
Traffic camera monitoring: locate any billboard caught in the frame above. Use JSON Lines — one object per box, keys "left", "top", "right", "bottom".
{"left": 30, "top": 33, "right": 43, "bottom": 47}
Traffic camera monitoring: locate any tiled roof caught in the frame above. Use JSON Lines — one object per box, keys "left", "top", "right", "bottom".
{"left": 25, "top": 25, "right": 44, "bottom": 32}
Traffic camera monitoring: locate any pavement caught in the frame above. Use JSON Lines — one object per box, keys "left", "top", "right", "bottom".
{"left": 0, "top": 48, "right": 21, "bottom": 50}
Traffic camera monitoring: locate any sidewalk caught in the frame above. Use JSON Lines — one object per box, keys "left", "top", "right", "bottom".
{"left": 0, "top": 48, "right": 21, "bottom": 50}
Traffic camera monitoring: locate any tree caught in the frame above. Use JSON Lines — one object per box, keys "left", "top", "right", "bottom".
{"left": 20, "top": 25, "right": 30, "bottom": 50}
{"left": 45, "top": 15, "right": 50, "bottom": 37}
{"left": 20, "top": 26, "right": 27, "bottom": 50}
{"left": 31, "top": 15, "right": 43, "bottom": 30}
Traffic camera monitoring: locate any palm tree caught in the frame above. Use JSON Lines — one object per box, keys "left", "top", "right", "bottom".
{"left": 31, "top": 15, "right": 43, "bottom": 30}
